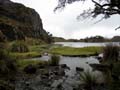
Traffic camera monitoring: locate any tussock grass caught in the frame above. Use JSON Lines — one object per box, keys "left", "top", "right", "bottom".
{"left": 80, "top": 71, "right": 100, "bottom": 90}
{"left": 103, "top": 44, "right": 119, "bottom": 62}
{"left": 49, "top": 55, "right": 60, "bottom": 66}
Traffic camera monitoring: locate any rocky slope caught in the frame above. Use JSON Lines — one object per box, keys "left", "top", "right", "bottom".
{"left": 0, "top": 0, "right": 52, "bottom": 43}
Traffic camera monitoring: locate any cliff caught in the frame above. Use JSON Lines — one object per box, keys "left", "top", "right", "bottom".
{"left": 0, "top": 0, "right": 52, "bottom": 43}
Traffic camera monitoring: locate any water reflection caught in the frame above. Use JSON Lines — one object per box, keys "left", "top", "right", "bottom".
{"left": 31, "top": 55, "right": 100, "bottom": 76}
{"left": 55, "top": 42, "right": 120, "bottom": 47}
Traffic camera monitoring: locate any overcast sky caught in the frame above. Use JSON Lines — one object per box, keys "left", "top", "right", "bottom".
{"left": 11, "top": 0, "right": 120, "bottom": 39}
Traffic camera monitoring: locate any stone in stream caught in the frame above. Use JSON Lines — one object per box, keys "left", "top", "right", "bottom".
{"left": 76, "top": 67, "right": 84, "bottom": 72}
{"left": 51, "top": 79, "right": 63, "bottom": 88}
{"left": 89, "top": 63, "right": 111, "bottom": 72}
{"left": 60, "top": 64, "right": 70, "bottom": 70}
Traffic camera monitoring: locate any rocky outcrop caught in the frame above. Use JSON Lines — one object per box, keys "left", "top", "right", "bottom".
{"left": 0, "top": 0, "right": 52, "bottom": 43}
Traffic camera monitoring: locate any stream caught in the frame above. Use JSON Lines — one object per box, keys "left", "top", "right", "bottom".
{"left": 16, "top": 42, "right": 117, "bottom": 90}
{"left": 25, "top": 55, "right": 104, "bottom": 90}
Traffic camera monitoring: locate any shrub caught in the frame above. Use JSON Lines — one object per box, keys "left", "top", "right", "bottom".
{"left": 103, "top": 44, "right": 119, "bottom": 62}
{"left": 0, "top": 49, "right": 17, "bottom": 90}
{"left": 10, "top": 41, "right": 29, "bottom": 53}
{"left": 49, "top": 55, "right": 60, "bottom": 66}
{"left": 0, "top": 80, "right": 15, "bottom": 90}
{"left": 80, "top": 71, "right": 98, "bottom": 90}
{"left": 0, "top": 49, "right": 17, "bottom": 77}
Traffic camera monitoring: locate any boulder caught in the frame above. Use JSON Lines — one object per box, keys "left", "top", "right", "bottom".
{"left": 23, "top": 64, "right": 37, "bottom": 74}
{"left": 89, "top": 64, "right": 111, "bottom": 72}
{"left": 60, "top": 64, "right": 70, "bottom": 70}
{"left": 76, "top": 67, "right": 84, "bottom": 72}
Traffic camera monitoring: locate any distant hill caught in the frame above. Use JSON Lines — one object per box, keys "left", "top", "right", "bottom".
{"left": 53, "top": 37, "right": 66, "bottom": 42}
{"left": 111, "top": 36, "right": 120, "bottom": 42}
{"left": 0, "top": 0, "right": 52, "bottom": 43}
{"left": 80, "top": 36, "right": 106, "bottom": 42}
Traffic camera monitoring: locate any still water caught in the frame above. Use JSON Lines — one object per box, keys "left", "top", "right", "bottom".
{"left": 55, "top": 42, "right": 120, "bottom": 47}
{"left": 32, "top": 55, "right": 100, "bottom": 76}
{"left": 31, "top": 42, "right": 120, "bottom": 76}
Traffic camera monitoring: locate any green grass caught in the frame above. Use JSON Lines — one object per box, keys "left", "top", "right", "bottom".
{"left": 50, "top": 46, "right": 102, "bottom": 56}
{"left": 16, "top": 59, "right": 48, "bottom": 69}
{"left": 29, "top": 44, "right": 54, "bottom": 52}
{"left": 10, "top": 52, "right": 41, "bottom": 59}
{"left": 9, "top": 44, "right": 52, "bottom": 59}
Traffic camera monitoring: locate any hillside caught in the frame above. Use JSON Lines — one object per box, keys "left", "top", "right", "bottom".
{"left": 0, "top": 0, "right": 52, "bottom": 43}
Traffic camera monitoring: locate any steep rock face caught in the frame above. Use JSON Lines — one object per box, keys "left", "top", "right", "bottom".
{"left": 0, "top": 0, "right": 51, "bottom": 43}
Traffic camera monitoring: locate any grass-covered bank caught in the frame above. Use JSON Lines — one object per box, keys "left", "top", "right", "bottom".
{"left": 9, "top": 41, "right": 53, "bottom": 59}
{"left": 50, "top": 46, "right": 102, "bottom": 57}
{"left": 10, "top": 52, "right": 41, "bottom": 59}
{"left": 16, "top": 55, "right": 60, "bottom": 70}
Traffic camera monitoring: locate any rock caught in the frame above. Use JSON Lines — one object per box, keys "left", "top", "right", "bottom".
{"left": 112, "top": 74, "right": 120, "bottom": 80}
{"left": 23, "top": 64, "right": 37, "bottom": 74}
{"left": 89, "top": 64, "right": 110, "bottom": 72}
{"left": 76, "top": 67, "right": 84, "bottom": 72}
{"left": 60, "top": 64, "right": 70, "bottom": 70}
{"left": 59, "top": 69, "right": 65, "bottom": 76}
{"left": 61, "top": 64, "right": 67, "bottom": 68}
{"left": 51, "top": 79, "right": 63, "bottom": 88}
{"left": 0, "top": 0, "right": 52, "bottom": 43}
{"left": 53, "top": 71, "right": 59, "bottom": 75}
{"left": 95, "top": 56, "right": 102, "bottom": 60}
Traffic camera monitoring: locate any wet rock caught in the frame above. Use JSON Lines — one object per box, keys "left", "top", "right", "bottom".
{"left": 95, "top": 56, "right": 102, "bottom": 60}
{"left": 38, "top": 65, "right": 45, "bottom": 69}
{"left": 51, "top": 79, "right": 63, "bottom": 88}
{"left": 23, "top": 64, "right": 37, "bottom": 74}
{"left": 60, "top": 64, "right": 67, "bottom": 68}
{"left": 60, "top": 64, "right": 70, "bottom": 70}
{"left": 76, "top": 67, "right": 84, "bottom": 72}
{"left": 112, "top": 74, "right": 120, "bottom": 80}
{"left": 59, "top": 69, "right": 65, "bottom": 76}
{"left": 53, "top": 71, "right": 59, "bottom": 75}
{"left": 89, "top": 64, "right": 110, "bottom": 72}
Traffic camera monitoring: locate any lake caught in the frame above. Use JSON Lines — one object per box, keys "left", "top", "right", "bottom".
{"left": 31, "top": 42, "right": 120, "bottom": 76}
{"left": 55, "top": 42, "right": 120, "bottom": 47}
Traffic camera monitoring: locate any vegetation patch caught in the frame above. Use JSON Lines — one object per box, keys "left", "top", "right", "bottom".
{"left": 10, "top": 51, "right": 41, "bottom": 59}
{"left": 10, "top": 41, "right": 29, "bottom": 53}
{"left": 103, "top": 44, "right": 120, "bottom": 62}
{"left": 16, "top": 59, "right": 48, "bottom": 69}
{"left": 50, "top": 46, "right": 102, "bottom": 57}
{"left": 49, "top": 55, "right": 60, "bottom": 66}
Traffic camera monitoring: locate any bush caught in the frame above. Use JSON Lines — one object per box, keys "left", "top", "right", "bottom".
{"left": 79, "top": 71, "right": 99, "bottom": 90}
{"left": 0, "top": 80, "right": 15, "bottom": 90}
{"left": 49, "top": 55, "right": 60, "bottom": 66}
{"left": 10, "top": 41, "right": 29, "bottom": 53}
{"left": 0, "top": 49, "right": 17, "bottom": 90}
{"left": 103, "top": 44, "right": 119, "bottom": 62}
{"left": 0, "top": 49, "right": 17, "bottom": 77}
